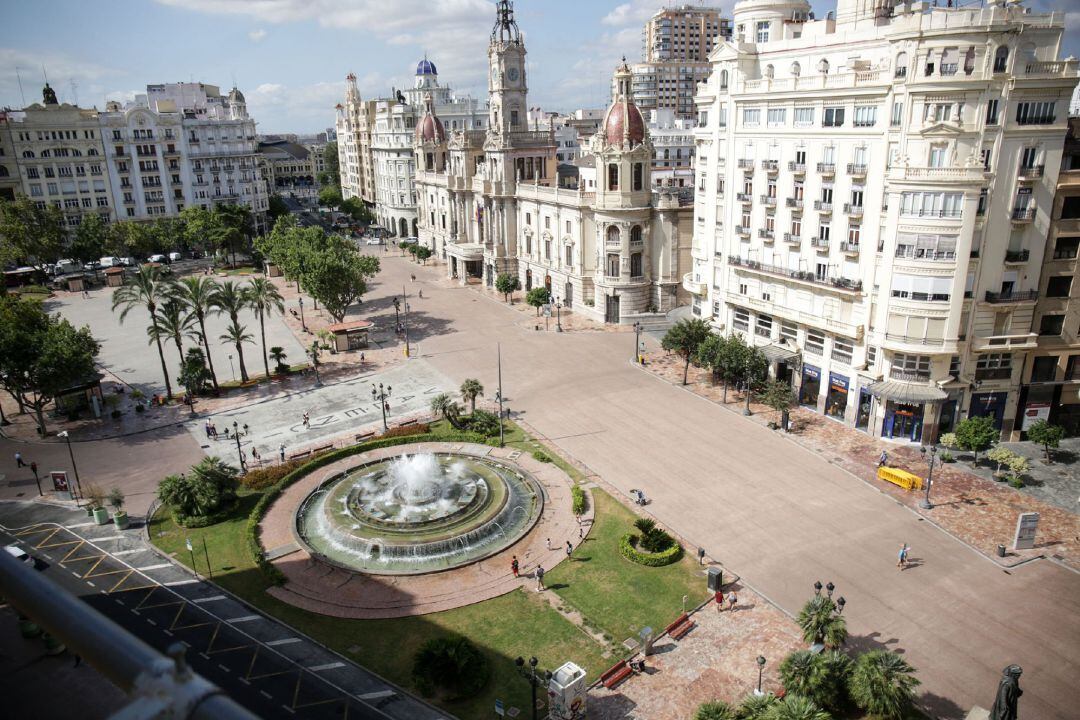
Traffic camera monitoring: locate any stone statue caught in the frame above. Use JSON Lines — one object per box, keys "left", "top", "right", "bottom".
{"left": 42, "top": 83, "right": 58, "bottom": 105}
{"left": 990, "top": 665, "right": 1023, "bottom": 720}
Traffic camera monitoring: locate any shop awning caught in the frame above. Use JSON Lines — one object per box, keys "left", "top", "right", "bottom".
{"left": 447, "top": 243, "right": 485, "bottom": 259}
{"left": 760, "top": 344, "right": 798, "bottom": 363}
{"left": 867, "top": 379, "right": 948, "bottom": 404}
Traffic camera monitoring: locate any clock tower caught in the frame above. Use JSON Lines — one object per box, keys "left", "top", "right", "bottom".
{"left": 488, "top": 0, "right": 527, "bottom": 135}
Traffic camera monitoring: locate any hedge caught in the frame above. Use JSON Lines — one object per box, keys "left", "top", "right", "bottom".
{"left": 532, "top": 449, "right": 552, "bottom": 463}
{"left": 619, "top": 533, "right": 683, "bottom": 567}
{"left": 571, "top": 485, "right": 587, "bottom": 515}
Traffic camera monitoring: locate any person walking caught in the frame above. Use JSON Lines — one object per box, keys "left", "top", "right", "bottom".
{"left": 726, "top": 590, "right": 738, "bottom": 612}
{"left": 279, "top": 444, "right": 286, "bottom": 463}
{"left": 545, "top": 537, "right": 551, "bottom": 551}
{"left": 897, "top": 543, "right": 909, "bottom": 570}
{"left": 418, "top": 289, "right": 424, "bottom": 299}
{"left": 15, "top": 451, "right": 26, "bottom": 468}
{"left": 204, "top": 420, "right": 213, "bottom": 439}
{"left": 511, "top": 556, "right": 519, "bottom": 578}
{"left": 302, "top": 412, "right": 310, "bottom": 429}
{"left": 565, "top": 541, "right": 573, "bottom": 561}
{"left": 715, "top": 589, "right": 725, "bottom": 613}
{"left": 535, "top": 565, "right": 545, "bottom": 592}
{"left": 878, "top": 449, "right": 888, "bottom": 468}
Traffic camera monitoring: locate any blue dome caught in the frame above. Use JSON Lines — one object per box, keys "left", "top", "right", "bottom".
{"left": 416, "top": 58, "right": 438, "bottom": 76}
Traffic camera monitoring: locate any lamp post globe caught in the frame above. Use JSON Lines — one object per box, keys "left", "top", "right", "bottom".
{"left": 919, "top": 445, "right": 937, "bottom": 509}
{"left": 813, "top": 580, "right": 822, "bottom": 595}
{"left": 755, "top": 655, "right": 766, "bottom": 695}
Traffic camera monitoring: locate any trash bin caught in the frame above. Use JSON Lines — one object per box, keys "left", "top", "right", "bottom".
{"left": 707, "top": 566, "right": 724, "bottom": 592}
{"left": 996, "top": 544, "right": 1006, "bottom": 558}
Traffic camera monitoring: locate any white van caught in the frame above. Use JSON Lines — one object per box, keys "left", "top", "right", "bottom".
{"left": 55, "top": 259, "right": 82, "bottom": 275}
{"left": 99, "top": 256, "right": 122, "bottom": 268}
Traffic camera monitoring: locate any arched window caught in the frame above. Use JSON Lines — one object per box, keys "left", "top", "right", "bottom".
{"left": 40, "top": 149, "right": 50, "bottom": 158}
{"left": 791, "top": 61, "right": 801, "bottom": 77}
{"left": 894, "top": 52, "right": 908, "bottom": 78}
{"left": 607, "top": 163, "right": 619, "bottom": 191}
{"left": 719, "top": 70, "right": 729, "bottom": 90}
{"left": 630, "top": 225, "right": 642, "bottom": 244}
{"left": 606, "top": 225, "right": 620, "bottom": 246}
{"left": 22, "top": 150, "right": 34, "bottom": 158}
{"left": 632, "top": 163, "right": 643, "bottom": 191}
{"left": 994, "top": 46, "right": 1009, "bottom": 73}
{"left": 964, "top": 46, "right": 976, "bottom": 75}
{"left": 0, "top": 166, "right": 7, "bottom": 177}
{"left": 88, "top": 148, "right": 98, "bottom": 156}
{"left": 72, "top": 148, "right": 82, "bottom": 156}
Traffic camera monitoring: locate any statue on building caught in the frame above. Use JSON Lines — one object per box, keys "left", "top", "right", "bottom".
{"left": 989, "top": 665, "right": 1022, "bottom": 720}
{"left": 42, "top": 83, "right": 58, "bottom": 105}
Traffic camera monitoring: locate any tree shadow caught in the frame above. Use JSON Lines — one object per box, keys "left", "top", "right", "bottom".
{"left": 918, "top": 691, "right": 966, "bottom": 719}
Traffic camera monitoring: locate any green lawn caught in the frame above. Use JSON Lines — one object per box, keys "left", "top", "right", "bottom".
{"left": 545, "top": 489, "right": 710, "bottom": 643}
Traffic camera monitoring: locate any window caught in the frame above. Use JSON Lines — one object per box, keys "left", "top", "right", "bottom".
{"left": 900, "top": 191, "right": 963, "bottom": 218}
{"left": 794, "top": 107, "right": 814, "bottom": 126}
{"left": 929, "top": 147, "right": 947, "bottom": 168}
{"left": 894, "top": 233, "right": 957, "bottom": 260}
{"left": 891, "top": 101, "right": 903, "bottom": 126}
{"left": 853, "top": 106, "right": 876, "bottom": 127}
{"left": 780, "top": 321, "right": 797, "bottom": 342}
{"left": 565, "top": 245, "right": 573, "bottom": 268}
{"left": 848, "top": 225, "right": 861, "bottom": 245}
{"left": 986, "top": 99, "right": 999, "bottom": 125}
{"left": 756, "top": 21, "right": 770, "bottom": 43}
{"left": 720, "top": 70, "right": 729, "bottom": 90}
{"left": 1068, "top": 355, "right": 1080, "bottom": 381}
{"left": 1020, "top": 147, "right": 1038, "bottom": 169}
{"left": 823, "top": 107, "right": 845, "bottom": 127}
{"left": 767, "top": 108, "right": 786, "bottom": 126}
{"left": 1031, "top": 356, "right": 1058, "bottom": 382}
{"left": 565, "top": 220, "right": 572, "bottom": 234}
{"left": 632, "top": 163, "right": 643, "bottom": 191}
{"left": 832, "top": 338, "right": 853, "bottom": 365}
{"left": 525, "top": 212, "right": 532, "bottom": 225}
{"left": 1039, "top": 314, "right": 1065, "bottom": 336}
{"left": 630, "top": 253, "right": 643, "bottom": 277}
{"left": 733, "top": 308, "right": 750, "bottom": 332}
{"left": 894, "top": 353, "right": 931, "bottom": 375}
{"left": 850, "top": 188, "right": 864, "bottom": 207}
{"left": 805, "top": 330, "right": 825, "bottom": 355}
{"left": 891, "top": 274, "right": 952, "bottom": 301}
{"left": 818, "top": 224, "right": 831, "bottom": 242}
{"left": 630, "top": 225, "right": 643, "bottom": 244}
{"left": 606, "top": 253, "right": 620, "bottom": 277}
{"left": 607, "top": 163, "right": 618, "bottom": 190}
{"left": 1054, "top": 235, "right": 1079, "bottom": 259}
{"left": 976, "top": 353, "right": 1011, "bottom": 380}
{"left": 994, "top": 46, "right": 1008, "bottom": 73}
{"left": 743, "top": 108, "right": 761, "bottom": 126}
{"left": 895, "top": 52, "right": 908, "bottom": 78}
{"left": 1060, "top": 197, "right": 1080, "bottom": 220}
{"left": 756, "top": 314, "right": 773, "bottom": 338}
{"left": 1015, "top": 101, "right": 1056, "bottom": 125}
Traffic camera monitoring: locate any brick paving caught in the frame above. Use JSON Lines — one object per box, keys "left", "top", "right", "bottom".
{"left": 643, "top": 350, "right": 1080, "bottom": 571}
{"left": 259, "top": 442, "right": 590, "bottom": 618}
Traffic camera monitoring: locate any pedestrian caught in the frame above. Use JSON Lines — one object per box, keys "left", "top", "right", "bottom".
{"left": 279, "top": 444, "right": 286, "bottom": 463}
{"left": 419, "top": 289, "right": 424, "bottom": 299}
{"left": 726, "top": 590, "right": 738, "bottom": 612}
{"left": 566, "top": 541, "right": 573, "bottom": 560}
{"left": 302, "top": 412, "right": 310, "bottom": 429}
{"left": 360, "top": 352, "right": 365, "bottom": 363}
{"left": 878, "top": 449, "right": 888, "bottom": 468}
{"left": 535, "top": 564, "right": 545, "bottom": 591}
{"left": 15, "top": 451, "right": 26, "bottom": 468}
{"left": 715, "top": 588, "right": 724, "bottom": 612}
{"left": 205, "top": 420, "right": 212, "bottom": 438}
{"left": 897, "top": 543, "right": 909, "bottom": 570}
{"left": 251, "top": 447, "right": 260, "bottom": 463}
{"left": 411, "top": 274, "right": 416, "bottom": 282}
{"left": 511, "top": 555, "right": 519, "bottom": 577}
{"left": 545, "top": 537, "right": 551, "bottom": 550}
{"left": 578, "top": 525, "right": 583, "bottom": 540}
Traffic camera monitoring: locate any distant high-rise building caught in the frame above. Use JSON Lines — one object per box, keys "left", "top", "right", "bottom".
{"left": 335, "top": 74, "right": 378, "bottom": 206}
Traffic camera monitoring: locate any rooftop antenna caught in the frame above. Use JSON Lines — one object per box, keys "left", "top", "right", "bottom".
{"left": 69, "top": 79, "right": 79, "bottom": 106}
{"left": 14, "top": 66, "right": 26, "bottom": 106}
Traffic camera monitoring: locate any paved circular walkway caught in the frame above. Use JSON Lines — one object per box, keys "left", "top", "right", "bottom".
{"left": 258, "top": 441, "right": 590, "bottom": 618}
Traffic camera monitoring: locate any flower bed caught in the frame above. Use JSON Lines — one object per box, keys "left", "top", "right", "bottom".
{"left": 619, "top": 532, "right": 683, "bottom": 567}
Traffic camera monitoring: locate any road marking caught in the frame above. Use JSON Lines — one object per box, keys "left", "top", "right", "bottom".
{"left": 112, "top": 549, "right": 141, "bottom": 556}
{"left": 65, "top": 522, "right": 97, "bottom": 529}
{"left": 282, "top": 705, "right": 295, "bottom": 714}
{"left": 307, "top": 662, "right": 345, "bottom": 672}
{"left": 86, "top": 581, "right": 95, "bottom": 587}
{"left": 193, "top": 595, "right": 226, "bottom": 603}
{"left": 358, "top": 690, "right": 395, "bottom": 700}
{"left": 265, "top": 637, "right": 301, "bottom": 647}
{"left": 200, "top": 652, "right": 211, "bottom": 660}
{"left": 147, "top": 619, "right": 156, "bottom": 626}
{"left": 218, "top": 664, "right": 231, "bottom": 673}
{"left": 165, "top": 579, "right": 198, "bottom": 587}
{"left": 93, "top": 535, "right": 125, "bottom": 542}
{"left": 260, "top": 691, "right": 273, "bottom": 700}
{"left": 70, "top": 570, "right": 81, "bottom": 578}
{"left": 136, "top": 563, "right": 171, "bottom": 571}
{"left": 239, "top": 677, "right": 250, "bottom": 685}
{"left": 228, "top": 615, "right": 261, "bottom": 624}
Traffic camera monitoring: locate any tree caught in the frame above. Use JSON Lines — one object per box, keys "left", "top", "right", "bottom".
{"left": 178, "top": 347, "right": 211, "bottom": 397}
{"left": 106, "top": 219, "right": 161, "bottom": 258}
{"left": 158, "top": 456, "right": 238, "bottom": 519}
{"left": 759, "top": 380, "right": 796, "bottom": 426}
{"left": 738, "top": 693, "right": 780, "bottom": 720}
{"left": 0, "top": 196, "right": 66, "bottom": 272}
{"left": 269, "top": 346, "right": 289, "bottom": 374}
{"left": 415, "top": 246, "right": 432, "bottom": 264}
{"left": 214, "top": 204, "right": 254, "bottom": 268}
{"left": 323, "top": 142, "right": 341, "bottom": 189}
{"left": 693, "top": 333, "right": 727, "bottom": 385}
{"left": 460, "top": 379, "right": 484, "bottom": 413}
{"left": 210, "top": 280, "right": 251, "bottom": 382}
{"left": 430, "top": 393, "right": 464, "bottom": 430}
{"left": 986, "top": 446, "right": 1019, "bottom": 475}
{"left": 796, "top": 595, "right": 847, "bottom": 648}
{"left": 341, "top": 196, "right": 373, "bottom": 224}
{"left": 318, "top": 186, "right": 343, "bottom": 210}
{"left": 779, "top": 651, "right": 826, "bottom": 704}
{"left": 847, "top": 650, "right": 920, "bottom": 720}
{"left": 112, "top": 265, "right": 177, "bottom": 399}
{"left": 764, "top": 694, "right": 831, "bottom": 720}
{"left": 267, "top": 194, "right": 290, "bottom": 225}
{"left": 693, "top": 700, "right": 735, "bottom": 720}
{"left": 0, "top": 295, "right": 99, "bottom": 435}
{"left": 302, "top": 247, "right": 379, "bottom": 322}
{"left": 525, "top": 287, "right": 551, "bottom": 316}
{"left": 411, "top": 636, "right": 490, "bottom": 701}
{"left": 953, "top": 416, "right": 998, "bottom": 463}
{"left": 69, "top": 213, "right": 109, "bottom": 263}
{"left": 175, "top": 276, "right": 222, "bottom": 392}
{"left": 1027, "top": 419, "right": 1065, "bottom": 463}
{"left": 245, "top": 277, "right": 285, "bottom": 379}
{"left": 149, "top": 299, "right": 198, "bottom": 367}
{"left": 662, "top": 318, "right": 712, "bottom": 385}
{"left": 495, "top": 273, "right": 520, "bottom": 303}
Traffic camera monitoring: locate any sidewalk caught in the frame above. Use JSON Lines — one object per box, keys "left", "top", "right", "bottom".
{"left": 643, "top": 350, "right": 1080, "bottom": 571}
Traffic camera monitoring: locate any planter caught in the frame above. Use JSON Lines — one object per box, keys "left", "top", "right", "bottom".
{"left": 113, "top": 511, "right": 129, "bottom": 530}
{"left": 92, "top": 507, "right": 110, "bottom": 525}
{"left": 85, "top": 506, "right": 95, "bottom": 517}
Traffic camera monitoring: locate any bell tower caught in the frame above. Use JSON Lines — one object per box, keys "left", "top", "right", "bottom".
{"left": 488, "top": 0, "right": 527, "bottom": 135}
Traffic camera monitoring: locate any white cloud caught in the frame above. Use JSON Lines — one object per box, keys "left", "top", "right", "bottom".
{"left": 248, "top": 28, "right": 267, "bottom": 42}
{"left": 0, "top": 48, "right": 121, "bottom": 107}
{"left": 246, "top": 80, "right": 350, "bottom": 132}
{"left": 601, "top": 1, "right": 659, "bottom": 27}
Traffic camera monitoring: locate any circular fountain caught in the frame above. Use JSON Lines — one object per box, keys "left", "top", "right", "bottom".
{"left": 294, "top": 452, "right": 543, "bottom": 574}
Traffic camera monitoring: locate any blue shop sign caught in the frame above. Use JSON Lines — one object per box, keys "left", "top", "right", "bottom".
{"left": 803, "top": 365, "right": 821, "bottom": 380}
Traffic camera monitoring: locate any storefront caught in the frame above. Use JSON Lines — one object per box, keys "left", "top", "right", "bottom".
{"left": 855, "top": 387, "right": 873, "bottom": 430}
{"left": 800, "top": 364, "right": 821, "bottom": 407}
{"left": 867, "top": 378, "right": 947, "bottom": 443}
{"left": 761, "top": 343, "right": 799, "bottom": 387}
{"left": 969, "top": 392, "right": 1008, "bottom": 429}
{"left": 326, "top": 320, "right": 373, "bottom": 352}
{"left": 825, "top": 373, "right": 849, "bottom": 420}
{"left": 883, "top": 402, "right": 924, "bottom": 442}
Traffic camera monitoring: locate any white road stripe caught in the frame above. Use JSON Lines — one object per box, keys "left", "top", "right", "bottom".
{"left": 65, "top": 522, "right": 97, "bottom": 529}
{"left": 136, "top": 563, "right": 171, "bottom": 571}
{"left": 112, "top": 549, "right": 142, "bottom": 556}
{"left": 165, "top": 579, "right": 198, "bottom": 587}
{"left": 307, "top": 662, "right": 345, "bottom": 672}
{"left": 193, "top": 595, "right": 226, "bottom": 603}
{"left": 265, "top": 638, "right": 301, "bottom": 647}
{"left": 92, "top": 535, "right": 125, "bottom": 542}
{"left": 227, "top": 615, "right": 261, "bottom": 624}
{"left": 358, "top": 691, "right": 395, "bottom": 700}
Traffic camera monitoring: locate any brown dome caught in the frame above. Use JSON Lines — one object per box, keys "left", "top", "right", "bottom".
{"left": 603, "top": 98, "right": 645, "bottom": 148}
{"left": 415, "top": 112, "right": 446, "bottom": 144}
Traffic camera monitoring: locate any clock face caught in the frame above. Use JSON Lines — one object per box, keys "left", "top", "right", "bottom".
{"left": 507, "top": 67, "right": 519, "bottom": 82}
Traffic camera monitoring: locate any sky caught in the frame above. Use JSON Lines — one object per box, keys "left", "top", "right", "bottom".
{"left": 1, "top": 0, "right": 1077, "bottom": 134}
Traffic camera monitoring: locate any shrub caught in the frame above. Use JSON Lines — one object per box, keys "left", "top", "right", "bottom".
{"left": 135, "top": 404, "right": 146, "bottom": 413}
{"left": 766, "top": 694, "right": 830, "bottom": 720}
{"left": 693, "top": 700, "right": 735, "bottom": 720}
{"left": 1008, "top": 476, "right": 1024, "bottom": 489}
{"left": 380, "top": 423, "right": 431, "bottom": 439}
{"left": 111, "top": 409, "right": 122, "bottom": 419}
{"left": 411, "top": 637, "right": 490, "bottom": 700}
{"left": 987, "top": 446, "right": 1018, "bottom": 475}
{"left": 571, "top": 485, "right": 587, "bottom": 515}
{"left": 848, "top": 650, "right": 919, "bottom": 720}
{"left": 797, "top": 595, "right": 847, "bottom": 648}
{"left": 465, "top": 410, "right": 500, "bottom": 437}
{"left": 531, "top": 449, "right": 552, "bottom": 463}
{"left": 737, "top": 693, "right": 779, "bottom": 719}
{"left": 939, "top": 450, "right": 954, "bottom": 463}
{"left": 633, "top": 517, "right": 675, "bottom": 552}
{"left": 620, "top": 533, "right": 683, "bottom": 567}
{"left": 1027, "top": 419, "right": 1065, "bottom": 463}
{"left": 240, "top": 460, "right": 303, "bottom": 490}
{"left": 939, "top": 432, "right": 958, "bottom": 450}
{"left": 1006, "top": 454, "right": 1029, "bottom": 486}
{"left": 953, "top": 416, "right": 998, "bottom": 463}
{"left": 158, "top": 456, "right": 239, "bottom": 522}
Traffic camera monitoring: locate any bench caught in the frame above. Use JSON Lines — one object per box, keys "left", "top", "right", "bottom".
{"left": 396, "top": 419, "right": 419, "bottom": 427}
{"left": 599, "top": 660, "right": 634, "bottom": 689}
{"left": 355, "top": 431, "right": 376, "bottom": 443}
{"left": 289, "top": 450, "right": 312, "bottom": 461}
{"left": 664, "top": 612, "right": 696, "bottom": 641}
{"left": 311, "top": 443, "right": 334, "bottom": 455}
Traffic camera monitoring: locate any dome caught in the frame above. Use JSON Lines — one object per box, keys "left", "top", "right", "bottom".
{"left": 228, "top": 86, "right": 246, "bottom": 103}
{"left": 416, "top": 58, "right": 438, "bottom": 76}
{"left": 603, "top": 98, "right": 645, "bottom": 148}
{"left": 415, "top": 112, "right": 446, "bottom": 144}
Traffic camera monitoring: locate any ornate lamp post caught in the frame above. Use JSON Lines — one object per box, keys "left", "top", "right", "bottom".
{"left": 57, "top": 431, "right": 83, "bottom": 504}
{"left": 298, "top": 296, "right": 307, "bottom": 332}
{"left": 754, "top": 655, "right": 766, "bottom": 696}
{"left": 633, "top": 321, "right": 642, "bottom": 363}
{"left": 232, "top": 421, "right": 246, "bottom": 472}
{"left": 371, "top": 383, "right": 392, "bottom": 431}
{"left": 919, "top": 444, "right": 938, "bottom": 509}
{"left": 514, "top": 656, "right": 552, "bottom": 720}
{"left": 555, "top": 297, "right": 563, "bottom": 333}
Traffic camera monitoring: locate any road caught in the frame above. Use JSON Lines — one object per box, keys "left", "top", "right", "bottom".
{"left": 0, "top": 501, "right": 449, "bottom": 720}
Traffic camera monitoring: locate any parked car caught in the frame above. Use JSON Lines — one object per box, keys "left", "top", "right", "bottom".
{"left": 168, "top": 251, "right": 183, "bottom": 262}
{"left": 365, "top": 238, "right": 383, "bottom": 245}
{"left": 55, "top": 259, "right": 83, "bottom": 274}
{"left": 99, "top": 256, "right": 122, "bottom": 268}
{"left": 119, "top": 257, "right": 135, "bottom": 267}
{"left": 84, "top": 261, "right": 101, "bottom": 271}
{"left": 147, "top": 254, "right": 168, "bottom": 264}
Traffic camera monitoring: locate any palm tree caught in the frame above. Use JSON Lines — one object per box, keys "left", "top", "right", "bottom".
{"left": 112, "top": 265, "right": 176, "bottom": 399}
{"left": 847, "top": 651, "right": 920, "bottom": 720}
{"left": 737, "top": 693, "right": 779, "bottom": 720}
{"left": 765, "top": 694, "right": 830, "bottom": 720}
{"left": 692, "top": 700, "right": 735, "bottom": 720}
{"left": 175, "top": 276, "right": 222, "bottom": 392}
{"left": 430, "top": 393, "right": 463, "bottom": 430}
{"left": 149, "top": 299, "right": 198, "bottom": 367}
{"left": 779, "top": 651, "right": 826, "bottom": 703}
{"left": 460, "top": 378, "right": 484, "bottom": 413}
{"left": 211, "top": 280, "right": 251, "bottom": 382}
{"left": 269, "top": 346, "right": 288, "bottom": 374}
{"left": 661, "top": 318, "right": 712, "bottom": 385}
{"left": 219, "top": 320, "right": 254, "bottom": 383}
{"left": 245, "top": 277, "right": 285, "bottom": 379}
{"left": 797, "top": 595, "right": 848, "bottom": 648}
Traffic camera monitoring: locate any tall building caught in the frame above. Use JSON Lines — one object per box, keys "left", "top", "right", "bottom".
{"left": 335, "top": 73, "right": 378, "bottom": 206}
{"left": 689, "top": 0, "right": 1078, "bottom": 443}
{"left": 631, "top": 4, "right": 731, "bottom": 119}
{"left": 648, "top": 108, "right": 696, "bottom": 189}
{"left": 0, "top": 112, "right": 21, "bottom": 202}
{"left": 414, "top": 2, "right": 692, "bottom": 323}
{"left": 372, "top": 96, "right": 419, "bottom": 237}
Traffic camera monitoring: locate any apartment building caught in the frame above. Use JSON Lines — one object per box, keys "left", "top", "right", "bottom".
{"left": 372, "top": 97, "right": 419, "bottom": 237}
{"left": 257, "top": 139, "right": 315, "bottom": 196}
{"left": 335, "top": 73, "right": 378, "bottom": 206}
{"left": 648, "top": 108, "right": 696, "bottom": 188}
{"left": 0, "top": 112, "right": 21, "bottom": 202}
{"left": 689, "top": 0, "right": 1077, "bottom": 443}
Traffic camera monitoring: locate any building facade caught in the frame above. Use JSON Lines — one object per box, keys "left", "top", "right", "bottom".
{"left": 648, "top": 108, "right": 696, "bottom": 188}
{"left": 689, "top": 0, "right": 1078, "bottom": 442}
{"left": 0, "top": 112, "right": 22, "bottom": 202}
{"left": 414, "top": 2, "right": 692, "bottom": 324}
{"left": 258, "top": 139, "right": 315, "bottom": 197}
{"left": 335, "top": 73, "right": 379, "bottom": 206}
{"left": 372, "top": 97, "right": 419, "bottom": 237}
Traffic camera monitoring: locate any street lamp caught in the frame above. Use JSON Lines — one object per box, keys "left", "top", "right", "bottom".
{"left": 227, "top": 354, "right": 235, "bottom": 382}
{"left": 57, "top": 431, "right": 83, "bottom": 504}
{"left": 919, "top": 444, "right": 938, "bottom": 509}
{"left": 514, "top": 656, "right": 551, "bottom": 720}
{"left": 813, "top": 580, "right": 822, "bottom": 596}
{"left": 555, "top": 297, "right": 563, "bottom": 333}
{"left": 837, "top": 596, "right": 847, "bottom": 614}
{"left": 232, "top": 421, "right": 246, "bottom": 472}
{"left": 298, "top": 296, "right": 307, "bottom": 332}
{"left": 393, "top": 296, "right": 401, "bottom": 327}
{"left": 743, "top": 355, "right": 754, "bottom": 416}
{"left": 825, "top": 581, "right": 835, "bottom": 598}
{"left": 633, "top": 321, "right": 642, "bottom": 363}
{"left": 754, "top": 655, "right": 766, "bottom": 696}
{"left": 371, "top": 383, "right": 392, "bottom": 431}
{"left": 401, "top": 286, "right": 411, "bottom": 357}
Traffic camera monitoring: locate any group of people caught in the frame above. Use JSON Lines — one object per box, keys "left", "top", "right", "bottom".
{"left": 715, "top": 589, "right": 738, "bottom": 613}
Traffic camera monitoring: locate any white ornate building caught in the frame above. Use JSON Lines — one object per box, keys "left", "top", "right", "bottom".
{"left": 335, "top": 73, "right": 378, "bottom": 206}
{"left": 689, "top": 0, "right": 1078, "bottom": 442}
{"left": 414, "top": 1, "right": 692, "bottom": 323}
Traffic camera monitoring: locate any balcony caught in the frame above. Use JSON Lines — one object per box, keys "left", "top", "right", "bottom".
{"left": 735, "top": 225, "right": 750, "bottom": 236}
{"left": 758, "top": 228, "right": 775, "bottom": 241}
{"left": 890, "top": 369, "right": 932, "bottom": 382}
{"left": 888, "top": 166, "right": 987, "bottom": 183}
{"left": 736, "top": 193, "right": 753, "bottom": 203}
{"left": 1010, "top": 207, "right": 1036, "bottom": 223}
{"left": 817, "top": 162, "right": 835, "bottom": 175}
{"left": 975, "top": 368, "right": 1013, "bottom": 381}
{"left": 786, "top": 198, "right": 803, "bottom": 210}
{"left": 1004, "top": 250, "right": 1030, "bottom": 264}
{"left": 762, "top": 160, "right": 779, "bottom": 173}
{"left": 840, "top": 242, "right": 860, "bottom": 255}
{"left": 738, "top": 159, "right": 754, "bottom": 171}
{"left": 760, "top": 195, "right": 776, "bottom": 207}
{"left": 814, "top": 200, "right": 833, "bottom": 213}
{"left": 682, "top": 272, "right": 707, "bottom": 295}
{"left": 784, "top": 233, "right": 802, "bottom": 244}
{"left": 883, "top": 333, "right": 951, "bottom": 352}
{"left": 728, "top": 255, "right": 862, "bottom": 292}
{"left": 971, "top": 333, "right": 1039, "bottom": 353}
{"left": 811, "top": 237, "right": 830, "bottom": 250}
{"left": 1017, "top": 165, "right": 1044, "bottom": 181}
{"left": 843, "top": 203, "right": 864, "bottom": 217}
{"left": 788, "top": 162, "right": 806, "bottom": 175}
{"left": 846, "top": 163, "right": 867, "bottom": 177}
{"left": 984, "top": 290, "right": 1038, "bottom": 304}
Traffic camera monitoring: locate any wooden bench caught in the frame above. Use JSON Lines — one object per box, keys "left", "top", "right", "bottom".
{"left": 311, "top": 443, "right": 334, "bottom": 455}
{"left": 664, "top": 612, "right": 696, "bottom": 641}
{"left": 599, "top": 660, "right": 634, "bottom": 689}
{"left": 289, "top": 450, "right": 312, "bottom": 461}
{"left": 395, "top": 419, "right": 419, "bottom": 427}
{"left": 355, "top": 431, "right": 376, "bottom": 443}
